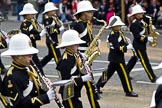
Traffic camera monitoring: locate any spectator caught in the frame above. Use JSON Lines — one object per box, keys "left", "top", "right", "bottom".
{"left": 93, "top": 0, "right": 100, "bottom": 25}
{"left": 59, "top": 0, "right": 68, "bottom": 22}
{"left": 0, "top": 0, "right": 9, "bottom": 20}
{"left": 147, "top": 0, "right": 160, "bottom": 25}
{"left": 35, "top": 0, "right": 47, "bottom": 21}
{"left": 16, "top": 0, "right": 25, "bottom": 21}
{"left": 105, "top": 0, "right": 115, "bottom": 24}
{"left": 72, "top": 0, "right": 78, "bottom": 14}
{"left": 98, "top": 0, "right": 108, "bottom": 21}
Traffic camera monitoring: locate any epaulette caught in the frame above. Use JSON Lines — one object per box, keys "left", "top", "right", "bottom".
{"left": 7, "top": 66, "right": 14, "bottom": 76}
{"left": 63, "top": 52, "right": 67, "bottom": 60}
{"left": 132, "top": 19, "right": 136, "bottom": 23}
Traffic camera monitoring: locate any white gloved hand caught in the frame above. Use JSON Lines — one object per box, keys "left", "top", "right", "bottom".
{"left": 59, "top": 26, "right": 65, "bottom": 32}
{"left": 47, "top": 88, "right": 55, "bottom": 101}
{"left": 39, "top": 29, "right": 47, "bottom": 37}
{"left": 81, "top": 73, "right": 92, "bottom": 82}
{"left": 126, "top": 44, "right": 133, "bottom": 50}
{"left": 148, "top": 37, "right": 153, "bottom": 43}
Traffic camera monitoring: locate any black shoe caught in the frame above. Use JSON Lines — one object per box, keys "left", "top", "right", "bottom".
{"left": 97, "top": 87, "right": 103, "bottom": 94}
{"left": 151, "top": 77, "right": 158, "bottom": 83}
{"left": 129, "top": 76, "right": 133, "bottom": 80}
{"left": 1, "top": 68, "right": 7, "bottom": 75}
{"left": 125, "top": 91, "right": 138, "bottom": 97}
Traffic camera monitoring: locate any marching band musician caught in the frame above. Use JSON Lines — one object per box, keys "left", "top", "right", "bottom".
{"left": 129, "top": 4, "right": 157, "bottom": 83}
{"left": 1, "top": 33, "right": 55, "bottom": 108}
{"left": 0, "top": 30, "right": 9, "bottom": 107}
{"left": 19, "top": 3, "right": 47, "bottom": 75}
{"left": 70, "top": 1, "right": 101, "bottom": 108}
{"left": 56, "top": 29, "right": 100, "bottom": 108}
{"left": 96, "top": 15, "right": 138, "bottom": 97}
{"left": 41, "top": 2, "right": 64, "bottom": 66}
{"left": 70, "top": 0, "right": 97, "bottom": 53}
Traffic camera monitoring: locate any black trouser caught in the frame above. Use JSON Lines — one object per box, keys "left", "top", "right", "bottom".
{"left": 155, "top": 85, "right": 162, "bottom": 108}
{"left": 126, "top": 55, "right": 138, "bottom": 75}
{"left": 96, "top": 62, "right": 133, "bottom": 93}
{"left": 83, "top": 81, "right": 100, "bottom": 108}
{"left": 156, "top": 99, "right": 162, "bottom": 108}
{"left": 62, "top": 97, "right": 83, "bottom": 108}
{"left": 41, "top": 42, "right": 61, "bottom": 67}
{"left": 79, "top": 49, "right": 100, "bottom": 108}
{"left": 135, "top": 49, "right": 157, "bottom": 82}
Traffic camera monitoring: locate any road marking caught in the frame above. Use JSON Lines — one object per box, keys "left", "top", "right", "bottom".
{"left": 136, "top": 81, "right": 156, "bottom": 85}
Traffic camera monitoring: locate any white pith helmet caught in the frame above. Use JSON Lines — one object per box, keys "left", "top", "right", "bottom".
{"left": 42, "top": 2, "right": 58, "bottom": 14}
{"left": 73, "top": 0, "right": 97, "bottom": 16}
{"left": 1, "top": 33, "right": 38, "bottom": 56}
{"left": 129, "top": 4, "right": 146, "bottom": 16}
{"left": 56, "top": 30, "right": 85, "bottom": 48}
{"left": 106, "top": 16, "right": 125, "bottom": 29}
{"left": 19, "top": 3, "right": 38, "bottom": 15}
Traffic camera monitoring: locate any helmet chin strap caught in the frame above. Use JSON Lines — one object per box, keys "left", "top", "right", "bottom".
{"left": 12, "top": 56, "right": 31, "bottom": 67}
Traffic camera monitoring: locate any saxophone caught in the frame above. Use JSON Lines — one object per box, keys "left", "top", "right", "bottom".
{"left": 148, "top": 16, "right": 159, "bottom": 47}
{"left": 84, "top": 17, "right": 107, "bottom": 65}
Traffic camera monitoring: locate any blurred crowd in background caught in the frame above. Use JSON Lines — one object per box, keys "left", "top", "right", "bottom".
{"left": 0, "top": 0, "right": 162, "bottom": 27}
